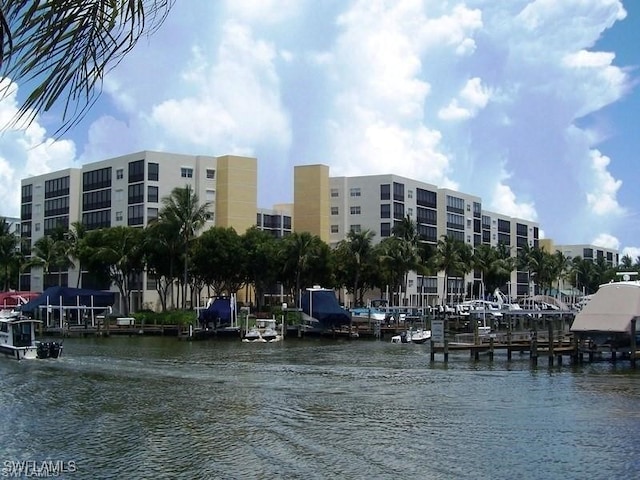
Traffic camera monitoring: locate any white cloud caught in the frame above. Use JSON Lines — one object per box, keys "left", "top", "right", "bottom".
{"left": 439, "top": 77, "right": 491, "bottom": 121}
{"left": 592, "top": 233, "right": 620, "bottom": 250}
{"left": 585, "top": 150, "right": 623, "bottom": 216}
{"left": 0, "top": 79, "right": 76, "bottom": 217}
{"left": 490, "top": 182, "right": 537, "bottom": 221}
{"left": 149, "top": 20, "right": 291, "bottom": 155}
{"left": 621, "top": 247, "right": 640, "bottom": 262}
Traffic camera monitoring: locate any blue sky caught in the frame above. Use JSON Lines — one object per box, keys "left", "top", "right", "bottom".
{"left": 1, "top": 0, "right": 639, "bottom": 260}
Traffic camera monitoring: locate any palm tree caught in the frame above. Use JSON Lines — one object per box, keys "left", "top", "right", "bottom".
{"left": 0, "top": 217, "right": 20, "bottom": 290}
{"left": 67, "top": 221, "right": 87, "bottom": 288}
{"left": 27, "top": 236, "right": 70, "bottom": 288}
{"left": 0, "top": 1, "right": 174, "bottom": 133}
{"left": 158, "top": 185, "right": 211, "bottom": 309}
{"left": 279, "top": 232, "right": 317, "bottom": 306}
{"left": 335, "top": 229, "right": 376, "bottom": 306}
{"left": 435, "top": 235, "right": 469, "bottom": 306}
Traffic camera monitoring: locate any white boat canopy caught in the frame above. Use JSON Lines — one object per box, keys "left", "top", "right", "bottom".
{"left": 570, "top": 281, "right": 640, "bottom": 334}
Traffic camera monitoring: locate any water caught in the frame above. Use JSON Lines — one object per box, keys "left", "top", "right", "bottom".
{"left": 1, "top": 336, "right": 639, "bottom": 479}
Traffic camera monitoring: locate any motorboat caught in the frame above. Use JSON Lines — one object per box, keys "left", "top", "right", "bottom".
{"left": 390, "top": 329, "right": 431, "bottom": 344}
{"left": 410, "top": 329, "right": 432, "bottom": 344}
{"left": 0, "top": 310, "right": 63, "bottom": 360}
{"left": 242, "top": 326, "right": 265, "bottom": 342}
{"left": 259, "top": 319, "right": 282, "bottom": 343}
{"left": 242, "top": 318, "right": 282, "bottom": 343}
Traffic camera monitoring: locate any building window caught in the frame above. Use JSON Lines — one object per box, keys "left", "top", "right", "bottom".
{"left": 128, "top": 183, "right": 144, "bottom": 204}
{"left": 380, "top": 222, "right": 391, "bottom": 237}
{"left": 393, "top": 182, "right": 404, "bottom": 201}
{"left": 181, "top": 167, "right": 193, "bottom": 178}
{"left": 206, "top": 169, "right": 215, "bottom": 179}
{"left": 350, "top": 206, "right": 361, "bottom": 215}
{"left": 115, "top": 189, "right": 124, "bottom": 202}
{"left": 148, "top": 186, "right": 159, "bottom": 203}
{"left": 350, "top": 187, "right": 361, "bottom": 197}
{"left": 116, "top": 169, "right": 124, "bottom": 180}
{"left": 380, "top": 184, "right": 390, "bottom": 200}
{"left": 128, "top": 160, "right": 144, "bottom": 183}
{"left": 128, "top": 205, "right": 144, "bottom": 226}
{"left": 350, "top": 224, "right": 361, "bottom": 233}
{"left": 416, "top": 188, "right": 437, "bottom": 208}
{"left": 446, "top": 195, "right": 464, "bottom": 213}
{"left": 331, "top": 225, "right": 339, "bottom": 233}
{"left": 331, "top": 188, "right": 339, "bottom": 198}
{"left": 331, "top": 206, "right": 339, "bottom": 215}
{"left": 35, "top": 223, "right": 40, "bottom": 232}
{"left": 408, "top": 190, "right": 413, "bottom": 199}
{"left": 147, "top": 207, "right": 158, "bottom": 221}
{"left": 148, "top": 163, "right": 159, "bottom": 181}
{"left": 407, "top": 208, "right": 413, "bottom": 217}
{"left": 116, "top": 211, "right": 123, "bottom": 222}
{"left": 380, "top": 204, "right": 390, "bottom": 219}
{"left": 206, "top": 190, "right": 215, "bottom": 202}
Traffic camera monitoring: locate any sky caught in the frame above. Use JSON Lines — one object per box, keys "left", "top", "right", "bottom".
{"left": 0, "top": 0, "right": 639, "bottom": 260}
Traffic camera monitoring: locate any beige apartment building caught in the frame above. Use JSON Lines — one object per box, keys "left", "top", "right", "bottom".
{"left": 19, "top": 151, "right": 261, "bottom": 311}
{"left": 294, "top": 165, "right": 540, "bottom": 307}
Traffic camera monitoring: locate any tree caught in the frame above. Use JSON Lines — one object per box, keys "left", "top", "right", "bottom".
{"left": 278, "top": 232, "right": 331, "bottom": 305}
{"left": 67, "top": 221, "right": 87, "bottom": 288}
{"left": 0, "top": 217, "right": 20, "bottom": 290}
{"left": 241, "top": 227, "right": 279, "bottom": 312}
{"left": 81, "top": 227, "right": 145, "bottom": 315}
{"left": 144, "top": 220, "right": 182, "bottom": 311}
{"left": 435, "top": 235, "right": 470, "bottom": 306}
{"left": 158, "top": 185, "right": 211, "bottom": 309}
{"left": 0, "top": 1, "right": 174, "bottom": 134}
{"left": 333, "top": 229, "right": 376, "bottom": 307}
{"left": 26, "top": 234, "right": 71, "bottom": 288}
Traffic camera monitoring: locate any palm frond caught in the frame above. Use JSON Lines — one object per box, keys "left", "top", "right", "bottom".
{"left": 0, "top": 0, "right": 174, "bottom": 136}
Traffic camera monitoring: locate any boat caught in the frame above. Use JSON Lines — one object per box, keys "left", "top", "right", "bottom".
{"left": 242, "top": 318, "right": 282, "bottom": 343}
{"left": 390, "top": 329, "right": 431, "bottom": 344}
{"left": 0, "top": 310, "right": 63, "bottom": 360}
{"left": 242, "top": 326, "right": 265, "bottom": 342}
{"left": 301, "top": 286, "right": 352, "bottom": 331}
{"left": 349, "top": 306, "right": 387, "bottom": 322}
{"left": 410, "top": 329, "right": 432, "bottom": 344}
{"left": 258, "top": 318, "right": 282, "bottom": 342}
{"left": 570, "top": 279, "right": 640, "bottom": 348}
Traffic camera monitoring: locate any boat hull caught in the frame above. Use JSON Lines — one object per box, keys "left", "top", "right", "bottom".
{"left": 0, "top": 344, "right": 38, "bottom": 360}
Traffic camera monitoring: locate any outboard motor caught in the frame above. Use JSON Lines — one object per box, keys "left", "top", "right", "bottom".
{"left": 48, "top": 342, "right": 62, "bottom": 359}
{"left": 400, "top": 331, "right": 409, "bottom": 344}
{"left": 37, "top": 342, "right": 50, "bottom": 359}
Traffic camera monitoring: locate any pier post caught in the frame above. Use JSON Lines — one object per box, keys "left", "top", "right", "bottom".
{"left": 507, "top": 328, "right": 512, "bottom": 361}
{"left": 489, "top": 337, "right": 494, "bottom": 361}
{"left": 548, "top": 319, "right": 554, "bottom": 367}
{"left": 430, "top": 340, "right": 435, "bottom": 362}
{"left": 631, "top": 318, "right": 637, "bottom": 368}
{"left": 530, "top": 324, "right": 538, "bottom": 366}
{"left": 444, "top": 339, "right": 449, "bottom": 363}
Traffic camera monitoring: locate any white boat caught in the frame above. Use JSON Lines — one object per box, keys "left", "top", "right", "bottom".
{"left": 0, "top": 310, "right": 63, "bottom": 360}
{"left": 242, "top": 318, "right": 282, "bottom": 343}
{"left": 390, "top": 329, "right": 431, "bottom": 344}
{"left": 410, "top": 329, "right": 432, "bottom": 344}
{"left": 242, "top": 326, "right": 265, "bottom": 342}
{"left": 259, "top": 319, "right": 282, "bottom": 342}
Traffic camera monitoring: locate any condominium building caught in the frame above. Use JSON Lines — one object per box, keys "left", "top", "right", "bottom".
{"left": 20, "top": 151, "right": 258, "bottom": 310}
{"left": 295, "top": 165, "right": 539, "bottom": 307}
{"left": 543, "top": 241, "right": 619, "bottom": 267}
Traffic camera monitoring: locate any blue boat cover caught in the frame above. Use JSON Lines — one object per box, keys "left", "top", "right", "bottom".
{"left": 20, "top": 286, "right": 115, "bottom": 314}
{"left": 301, "top": 289, "right": 351, "bottom": 330}
{"left": 198, "top": 297, "right": 233, "bottom": 327}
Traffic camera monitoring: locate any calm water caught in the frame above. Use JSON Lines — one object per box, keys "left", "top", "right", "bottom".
{"left": 1, "top": 336, "right": 639, "bottom": 479}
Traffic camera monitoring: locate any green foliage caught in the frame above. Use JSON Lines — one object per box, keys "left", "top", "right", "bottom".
{"left": 0, "top": 0, "right": 174, "bottom": 134}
